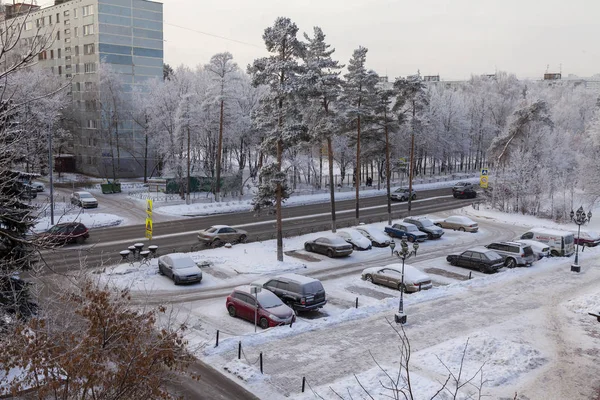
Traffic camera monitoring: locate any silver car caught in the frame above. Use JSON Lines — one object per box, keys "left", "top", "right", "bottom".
{"left": 484, "top": 241, "right": 535, "bottom": 268}
{"left": 390, "top": 187, "right": 417, "bottom": 201}
{"left": 197, "top": 225, "right": 248, "bottom": 247}
{"left": 158, "top": 254, "right": 203, "bottom": 285}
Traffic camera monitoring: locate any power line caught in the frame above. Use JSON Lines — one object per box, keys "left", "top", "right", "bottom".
{"left": 163, "top": 21, "right": 263, "bottom": 49}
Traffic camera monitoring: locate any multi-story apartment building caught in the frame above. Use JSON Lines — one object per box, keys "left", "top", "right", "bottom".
{"left": 6, "top": 0, "right": 163, "bottom": 177}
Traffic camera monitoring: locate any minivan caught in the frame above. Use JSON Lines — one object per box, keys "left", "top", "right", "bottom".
{"left": 258, "top": 273, "right": 327, "bottom": 312}
{"left": 517, "top": 228, "right": 575, "bottom": 257}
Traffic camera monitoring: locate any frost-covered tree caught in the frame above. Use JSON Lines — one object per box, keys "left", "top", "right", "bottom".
{"left": 302, "top": 26, "right": 343, "bottom": 232}
{"left": 340, "top": 46, "right": 379, "bottom": 224}
{"left": 248, "top": 17, "right": 307, "bottom": 261}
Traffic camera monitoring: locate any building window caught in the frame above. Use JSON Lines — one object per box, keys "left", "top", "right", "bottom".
{"left": 50, "top": 49, "right": 54, "bottom": 59}
{"left": 64, "top": 10, "right": 69, "bottom": 17}
{"left": 56, "top": 31, "right": 60, "bottom": 40}
{"left": 83, "top": 43, "right": 95, "bottom": 55}
{"left": 74, "top": 82, "right": 80, "bottom": 91}
{"left": 58, "top": 66, "right": 62, "bottom": 75}
{"left": 87, "top": 119, "right": 97, "bottom": 129}
{"left": 73, "top": 8, "right": 78, "bottom": 18}
{"left": 56, "top": 13, "right": 60, "bottom": 23}
{"left": 65, "top": 38, "right": 71, "bottom": 43}
{"left": 82, "top": 5, "right": 94, "bottom": 16}
{"left": 76, "top": 64, "right": 80, "bottom": 73}
{"left": 25, "top": 21, "right": 32, "bottom": 30}
{"left": 65, "top": 56, "right": 71, "bottom": 62}
{"left": 49, "top": 15, "right": 52, "bottom": 24}
{"left": 64, "top": 19, "right": 70, "bottom": 26}
{"left": 85, "top": 100, "right": 96, "bottom": 111}
{"left": 74, "top": 27, "right": 78, "bottom": 37}
{"left": 57, "top": 48, "right": 61, "bottom": 58}
{"left": 64, "top": 28, "right": 70, "bottom": 35}
{"left": 65, "top": 73, "right": 72, "bottom": 78}
{"left": 65, "top": 46, "right": 71, "bottom": 54}
{"left": 37, "top": 51, "right": 47, "bottom": 60}
{"left": 85, "top": 81, "right": 95, "bottom": 91}
{"left": 83, "top": 24, "right": 94, "bottom": 36}
{"left": 74, "top": 46, "right": 79, "bottom": 55}
{"left": 84, "top": 63, "right": 96, "bottom": 73}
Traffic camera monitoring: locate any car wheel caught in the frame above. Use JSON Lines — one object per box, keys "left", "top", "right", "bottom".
{"left": 550, "top": 250, "right": 560, "bottom": 257}
{"left": 174, "top": 276, "right": 180, "bottom": 285}
{"left": 407, "top": 236, "right": 415, "bottom": 243}
{"left": 365, "top": 274, "right": 373, "bottom": 282}
{"left": 304, "top": 243, "right": 312, "bottom": 252}
{"left": 427, "top": 233, "right": 433, "bottom": 240}
{"left": 411, "top": 194, "right": 416, "bottom": 200}
{"left": 259, "top": 317, "right": 269, "bottom": 329}
{"left": 450, "top": 259, "right": 457, "bottom": 266}
{"left": 479, "top": 265, "right": 486, "bottom": 273}
{"left": 326, "top": 249, "right": 334, "bottom": 258}
{"left": 459, "top": 227, "right": 466, "bottom": 232}
{"left": 211, "top": 239, "right": 223, "bottom": 248}
{"left": 75, "top": 236, "right": 85, "bottom": 245}
{"left": 401, "top": 196, "right": 406, "bottom": 201}
{"left": 228, "top": 305, "right": 236, "bottom": 317}
{"left": 398, "top": 283, "right": 407, "bottom": 293}
{"left": 505, "top": 258, "right": 517, "bottom": 269}
{"left": 239, "top": 234, "right": 247, "bottom": 243}
{"left": 158, "top": 266, "right": 164, "bottom": 275}
{"left": 352, "top": 244, "right": 358, "bottom": 250}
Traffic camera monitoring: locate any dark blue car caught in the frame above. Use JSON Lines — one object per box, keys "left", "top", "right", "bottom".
{"left": 384, "top": 222, "right": 429, "bottom": 242}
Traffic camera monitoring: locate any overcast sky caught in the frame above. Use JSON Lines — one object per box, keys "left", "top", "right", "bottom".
{"left": 163, "top": 0, "right": 599, "bottom": 81}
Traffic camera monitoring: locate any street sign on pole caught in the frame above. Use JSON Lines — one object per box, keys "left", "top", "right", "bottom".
{"left": 145, "top": 217, "right": 153, "bottom": 240}
{"left": 480, "top": 168, "right": 489, "bottom": 189}
{"left": 146, "top": 199, "right": 153, "bottom": 217}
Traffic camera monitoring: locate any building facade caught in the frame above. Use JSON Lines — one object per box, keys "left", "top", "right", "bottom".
{"left": 8, "top": 0, "right": 163, "bottom": 177}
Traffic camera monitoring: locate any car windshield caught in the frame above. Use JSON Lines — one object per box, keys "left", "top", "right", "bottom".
{"left": 171, "top": 257, "right": 196, "bottom": 269}
{"left": 257, "top": 290, "right": 283, "bottom": 308}
{"left": 79, "top": 193, "right": 94, "bottom": 198}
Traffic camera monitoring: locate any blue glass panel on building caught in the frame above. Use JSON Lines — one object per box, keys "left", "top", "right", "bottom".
{"left": 133, "top": 37, "right": 162, "bottom": 49}
{"left": 132, "top": 55, "right": 162, "bottom": 67}
{"left": 100, "top": 23, "right": 132, "bottom": 36}
{"left": 132, "top": 0, "right": 162, "bottom": 12}
{"left": 99, "top": 43, "right": 132, "bottom": 55}
{"left": 100, "top": 53, "right": 133, "bottom": 65}
{"left": 133, "top": 47, "right": 162, "bottom": 58}
{"left": 133, "top": 27, "right": 162, "bottom": 40}
{"left": 99, "top": 13, "right": 131, "bottom": 26}
{"left": 132, "top": 8, "right": 161, "bottom": 21}
{"left": 109, "top": 64, "right": 134, "bottom": 74}
{"left": 133, "top": 65, "right": 162, "bottom": 76}
{"left": 99, "top": 3, "right": 132, "bottom": 16}
{"left": 132, "top": 18, "right": 161, "bottom": 30}
{"left": 100, "top": 33, "right": 132, "bottom": 46}
{"left": 99, "top": 0, "right": 132, "bottom": 7}
{"left": 134, "top": 75, "right": 156, "bottom": 83}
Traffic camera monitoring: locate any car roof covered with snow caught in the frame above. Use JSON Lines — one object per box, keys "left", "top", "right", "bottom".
{"left": 529, "top": 227, "right": 573, "bottom": 237}
{"left": 278, "top": 273, "right": 320, "bottom": 284}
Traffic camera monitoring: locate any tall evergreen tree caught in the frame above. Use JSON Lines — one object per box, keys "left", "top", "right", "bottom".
{"left": 248, "top": 17, "right": 307, "bottom": 261}
{"left": 302, "top": 27, "right": 343, "bottom": 232}
{"left": 340, "top": 47, "right": 379, "bottom": 225}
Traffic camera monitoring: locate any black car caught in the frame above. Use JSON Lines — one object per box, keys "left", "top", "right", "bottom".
{"left": 304, "top": 236, "right": 353, "bottom": 258}
{"left": 259, "top": 273, "right": 327, "bottom": 312}
{"left": 37, "top": 222, "right": 90, "bottom": 245}
{"left": 446, "top": 247, "right": 504, "bottom": 273}
{"left": 403, "top": 217, "right": 445, "bottom": 239}
{"left": 453, "top": 187, "right": 477, "bottom": 199}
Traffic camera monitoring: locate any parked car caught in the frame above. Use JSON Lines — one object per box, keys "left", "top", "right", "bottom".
{"left": 484, "top": 241, "right": 535, "bottom": 268}
{"left": 515, "top": 239, "right": 550, "bottom": 260}
{"left": 336, "top": 229, "right": 372, "bottom": 251}
{"left": 403, "top": 216, "right": 444, "bottom": 239}
{"left": 453, "top": 187, "right": 477, "bottom": 199}
{"left": 516, "top": 228, "right": 575, "bottom": 257}
{"left": 355, "top": 226, "right": 391, "bottom": 247}
{"left": 157, "top": 254, "right": 203, "bottom": 285}
{"left": 390, "top": 187, "right": 417, "bottom": 202}
{"left": 30, "top": 181, "right": 45, "bottom": 192}
{"left": 446, "top": 247, "right": 504, "bottom": 273}
{"left": 304, "top": 236, "right": 353, "bottom": 258}
{"left": 452, "top": 181, "right": 474, "bottom": 193}
{"left": 384, "top": 222, "right": 428, "bottom": 242}
{"left": 572, "top": 230, "right": 600, "bottom": 248}
{"left": 197, "top": 225, "right": 248, "bottom": 247}
{"left": 434, "top": 216, "right": 479, "bottom": 232}
{"left": 258, "top": 273, "right": 327, "bottom": 312}
{"left": 37, "top": 222, "right": 90, "bottom": 245}
{"left": 226, "top": 286, "right": 295, "bottom": 329}
{"left": 70, "top": 191, "right": 98, "bottom": 208}
{"left": 361, "top": 264, "right": 432, "bottom": 293}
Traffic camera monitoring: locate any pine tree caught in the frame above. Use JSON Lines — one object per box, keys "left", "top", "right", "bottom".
{"left": 248, "top": 17, "right": 307, "bottom": 261}
{"left": 340, "top": 47, "right": 379, "bottom": 225}
{"left": 302, "top": 26, "right": 344, "bottom": 232}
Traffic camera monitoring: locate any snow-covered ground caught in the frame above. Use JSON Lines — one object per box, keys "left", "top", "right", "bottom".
{"left": 90, "top": 201, "right": 600, "bottom": 399}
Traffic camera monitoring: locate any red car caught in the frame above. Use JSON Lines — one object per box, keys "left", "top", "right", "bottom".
{"left": 574, "top": 231, "right": 600, "bottom": 247}
{"left": 226, "top": 286, "right": 295, "bottom": 329}
{"left": 37, "top": 222, "right": 89, "bottom": 245}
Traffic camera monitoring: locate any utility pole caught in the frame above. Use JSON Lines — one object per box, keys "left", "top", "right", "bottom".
{"left": 355, "top": 114, "right": 361, "bottom": 225}
{"left": 385, "top": 106, "right": 392, "bottom": 225}
{"left": 186, "top": 125, "right": 191, "bottom": 205}
{"left": 407, "top": 100, "right": 416, "bottom": 215}
{"left": 215, "top": 98, "right": 224, "bottom": 202}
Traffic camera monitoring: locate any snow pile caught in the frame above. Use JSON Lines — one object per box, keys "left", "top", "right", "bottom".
{"left": 34, "top": 212, "right": 125, "bottom": 232}
{"left": 222, "top": 358, "right": 269, "bottom": 384}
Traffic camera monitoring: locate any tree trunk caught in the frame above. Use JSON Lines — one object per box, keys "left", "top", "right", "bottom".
{"left": 355, "top": 115, "right": 361, "bottom": 225}
{"left": 327, "top": 137, "right": 337, "bottom": 232}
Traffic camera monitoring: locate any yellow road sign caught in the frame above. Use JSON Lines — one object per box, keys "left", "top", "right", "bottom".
{"left": 145, "top": 231, "right": 152, "bottom": 240}
{"left": 145, "top": 218, "right": 153, "bottom": 234}
{"left": 480, "top": 175, "right": 488, "bottom": 189}
{"left": 146, "top": 199, "right": 153, "bottom": 217}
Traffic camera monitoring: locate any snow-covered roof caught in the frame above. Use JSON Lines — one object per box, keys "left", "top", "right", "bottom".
{"left": 278, "top": 273, "right": 319, "bottom": 284}
{"left": 211, "top": 224, "right": 231, "bottom": 229}
{"left": 529, "top": 227, "right": 573, "bottom": 236}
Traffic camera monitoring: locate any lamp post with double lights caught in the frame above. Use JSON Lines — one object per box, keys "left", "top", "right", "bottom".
{"left": 393, "top": 235, "right": 419, "bottom": 324}
{"left": 570, "top": 206, "right": 592, "bottom": 273}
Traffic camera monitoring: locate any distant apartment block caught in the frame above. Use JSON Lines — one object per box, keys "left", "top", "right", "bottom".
{"left": 4, "top": 0, "right": 163, "bottom": 177}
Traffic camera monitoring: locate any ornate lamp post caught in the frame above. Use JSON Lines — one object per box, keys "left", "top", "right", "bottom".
{"left": 570, "top": 206, "right": 592, "bottom": 273}
{"left": 393, "top": 236, "right": 419, "bottom": 324}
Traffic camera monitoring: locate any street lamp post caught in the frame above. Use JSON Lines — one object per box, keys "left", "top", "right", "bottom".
{"left": 393, "top": 236, "right": 419, "bottom": 324}
{"left": 570, "top": 206, "right": 592, "bottom": 273}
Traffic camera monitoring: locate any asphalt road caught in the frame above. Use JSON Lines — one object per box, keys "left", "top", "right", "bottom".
{"left": 39, "top": 188, "right": 477, "bottom": 274}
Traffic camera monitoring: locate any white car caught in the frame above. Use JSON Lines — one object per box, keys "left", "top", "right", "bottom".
{"left": 515, "top": 239, "right": 550, "bottom": 260}
{"left": 355, "top": 225, "right": 391, "bottom": 247}
{"left": 70, "top": 191, "right": 98, "bottom": 208}
{"left": 158, "top": 253, "right": 203, "bottom": 285}
{"left": 361, "top": 263, "right": 432, "bottom": 293}
{"left": 336, "top": 229, "right": 372, "bottom": 250}
{"left": 31, "top": 181, "right": 46, "bottom": 192}
{"left": 434, "top": 216, "right": 478, "bottom": 232}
